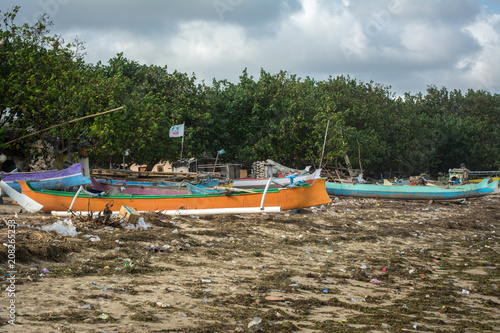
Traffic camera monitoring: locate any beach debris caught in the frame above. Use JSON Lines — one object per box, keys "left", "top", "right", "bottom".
{"left": 350, "top": 298, "right": 366, "bottom": 302}
{"left": 97, "top": 313, "right": 109, "bottom": 320}
{"left": 41, "top": 220, "right": 78, "bottom": 236}
{"left": 119, "top": 205, "right": 140, "bottom": 223}
{"left": 248, "top": 317, "right": 262, "bottom": 328}
{"left": 143, "top": 245, "right": 167, "bottom": 253}
{"left": 82, "top": 234, "right": 101, "bottom": 242}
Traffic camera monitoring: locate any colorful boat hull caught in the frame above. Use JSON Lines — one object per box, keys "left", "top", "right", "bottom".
{"left": 19, "top": 178, "right": 331, "bottom": 212}
{"left": 325, "top": 179, "right": 498, "bottom": 200}
{"left": 0, "top": 163, "right": 90, "bottom": 193}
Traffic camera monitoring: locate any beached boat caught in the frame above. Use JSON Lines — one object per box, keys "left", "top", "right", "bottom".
{"left": 325, "top": 178, "right": 498, "bottom": 200}
{"left": 0, "top": 163, "right": 90, "bottom": 193}
{"left": 90, "top": 177, "right": 190, "bottom": 195}
{"left": 18, "top": 178, "right": 331, "bottom": 212}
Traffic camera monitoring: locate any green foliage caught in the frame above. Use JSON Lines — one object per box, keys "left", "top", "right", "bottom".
{"left": 1, "top": 6, "right": 499, "bottom": 174}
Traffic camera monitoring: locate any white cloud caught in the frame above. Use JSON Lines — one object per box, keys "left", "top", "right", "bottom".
{"left": 399, "top": 22, "right": 472, "bottom": 63}
{"left": 460, "top": 12, "right": 500, "bottom": 91}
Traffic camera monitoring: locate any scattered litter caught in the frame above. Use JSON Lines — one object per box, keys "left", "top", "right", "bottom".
{"left": 41, "top": 220, "right": 77, "bottom": 236}
{"left": 370, "top": 278, "right": 382, "bottom": 284}
{"left": 41, "top": 268, "right": 49, "bottom": 274}
{"left": 201, "top": 278, "right": 212, "bottom": 283}
{"left": 462, "top": 289, "right": 470, "bottom": 295}
{"left": 144, "top": 245, "right": 167, "bottom": 253}
{"left": 97, "top": 313, "right": 109, "bottom": 320}
{"left": 82, "top": 234, "right": 101, "bottom": 242}
{"left": 156, "top": 302, "right": 170, "bottom": 307}
{"left": 82, "top": 304, "right": 91, "bottom": 309}
{"left": 248, "top": 317, "right": 262, "bottom": 328}
{"left": 119, "top": 205, "right": 140, "bottom": 223}
{"left": 138, "top": 217, "right": 150, "bottom": 230}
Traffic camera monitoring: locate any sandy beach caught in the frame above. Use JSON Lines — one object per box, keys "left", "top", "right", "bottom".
{"left": 1, "top": 194, "right": 499, "bottom": 332}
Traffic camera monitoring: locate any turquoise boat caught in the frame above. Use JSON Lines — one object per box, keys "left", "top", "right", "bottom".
{"left": 325, "top": 178, "right": 498, "bottom": 200}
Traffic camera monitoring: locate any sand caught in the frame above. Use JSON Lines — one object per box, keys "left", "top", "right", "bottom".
{"left": 0, "top": 194, "right": 499, "bottom": 332}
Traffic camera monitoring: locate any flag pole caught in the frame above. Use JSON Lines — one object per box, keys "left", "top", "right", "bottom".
{"left": 319, "top": 119, "right": 330, "bottom": 169}
{"left": 180, "top": 122, "right": 185, "bottom": 160}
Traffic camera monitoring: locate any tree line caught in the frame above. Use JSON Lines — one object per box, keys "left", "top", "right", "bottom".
{"left": 1, "top": 7, "right": 499, "bottom": 176}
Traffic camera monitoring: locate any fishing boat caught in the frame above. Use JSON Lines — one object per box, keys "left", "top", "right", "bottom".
{"left": 90, "top": 177, "right": 190, "bottom": 195}
{"left": 0, "top": 163, "right": 90, "bottom": 193}
{"left": 18, "top": 178, "right": 331, "bottom": 212}
{"left": 325, "top": 178, "right": 498, "bottom": 200}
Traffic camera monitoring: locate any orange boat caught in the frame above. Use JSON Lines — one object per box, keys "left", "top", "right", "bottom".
{"left": 18, "top": 178, "right": 330, "bottom": 212}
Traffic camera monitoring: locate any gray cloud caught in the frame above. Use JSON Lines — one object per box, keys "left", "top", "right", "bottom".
{"left": 2, "top": 0, "right": 499, "bottom": 95}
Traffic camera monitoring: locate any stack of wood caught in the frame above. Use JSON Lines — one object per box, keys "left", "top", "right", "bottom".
{"left": 91, "top": 169, "right": 222, "bottom": 182}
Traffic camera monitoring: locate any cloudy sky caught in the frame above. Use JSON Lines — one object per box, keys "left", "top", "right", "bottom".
{"left": 3, "top": 0, "right": 500, "bottom": 95}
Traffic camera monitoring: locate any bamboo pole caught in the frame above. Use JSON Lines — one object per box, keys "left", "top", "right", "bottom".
{"left": 4, "top": 106, "right": 125, "bottom": 146}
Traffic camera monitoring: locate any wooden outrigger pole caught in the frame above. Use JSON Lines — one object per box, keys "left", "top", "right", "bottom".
{"left": 4, "top": 106, "right": 125, "bottom": 146}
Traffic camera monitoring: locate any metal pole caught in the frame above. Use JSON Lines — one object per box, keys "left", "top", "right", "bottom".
{"left": 68, "top": 186, "right": 84, "bottom": 212}
{"left": 180, "top": 122, "right": 185, "bottom": 160}
{"left": 260, "top": 177, "right": 273, "bottom": 210}
{"left": 213, "top": 153, "right": 219, "bottom": 173}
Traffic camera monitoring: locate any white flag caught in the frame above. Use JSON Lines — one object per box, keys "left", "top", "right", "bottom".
{"left": 169, "top": 124, "right": 184, "bottom": 137}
